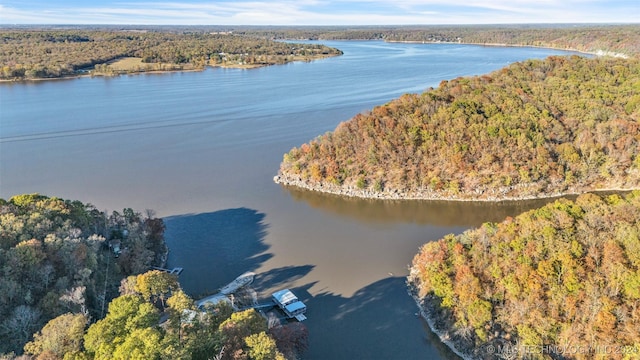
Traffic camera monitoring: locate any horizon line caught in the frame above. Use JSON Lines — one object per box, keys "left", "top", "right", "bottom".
{"left": 1, "top": 22, "right": 639, "bottom": 27}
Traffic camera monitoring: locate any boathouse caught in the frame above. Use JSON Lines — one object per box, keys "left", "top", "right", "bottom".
{"left": 272, "top": 289, "right": 307, "bottom": 321}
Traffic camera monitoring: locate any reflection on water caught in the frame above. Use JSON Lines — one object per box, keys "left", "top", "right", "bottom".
{"left": 283, "top": 185, "right": 566, "bottom": 227}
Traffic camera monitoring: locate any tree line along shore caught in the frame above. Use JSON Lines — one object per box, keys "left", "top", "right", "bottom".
{"left": 237, "top": 24, "right": 640, "bottom": 57}
{"left": 0, "top": 28, "right": 342, "bottom": 80}
{"left": 1, "top": 24, "right": 639, "bottom": 81}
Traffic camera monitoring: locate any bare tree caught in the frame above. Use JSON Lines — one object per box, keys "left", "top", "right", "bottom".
{"left": 60, "top": 286, "right": 88, "bottom": 316}
{"left": 40, "top": 264, "right": 55, "bottom": 291}
{"left": 1, "top": 305, "right": 41, "bottom": 352}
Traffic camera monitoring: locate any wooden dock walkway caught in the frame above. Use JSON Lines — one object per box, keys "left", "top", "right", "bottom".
{"left": 151, "top": 266, "right": 183, "bottom": 275}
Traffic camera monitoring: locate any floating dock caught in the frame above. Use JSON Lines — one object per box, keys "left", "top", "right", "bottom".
{"left": 194, "top": 273, "right": 307, "bottom": 322}
{"left": 272, "top": 289, "right": 307, "bottom": 321}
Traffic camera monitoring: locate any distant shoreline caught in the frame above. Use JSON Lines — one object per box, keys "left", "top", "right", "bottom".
{"left": 3, "top": 40, "right": 630, "bottom": 83}
{"left": 385, "top": 39, "right": 630, "bottom": 59}
{"left": 0, "top": 54, "right": 338, "bottom": 83}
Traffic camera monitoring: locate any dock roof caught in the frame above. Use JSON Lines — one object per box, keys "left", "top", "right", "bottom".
{"left": 272, "top": 289, "right": 298, "bottom": 305}
{"left": 285, "top": 301, "right": 306, "bottom": 313}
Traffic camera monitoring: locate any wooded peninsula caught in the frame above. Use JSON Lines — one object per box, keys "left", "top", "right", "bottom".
{"left": 276, "top": 54, "right": 640, "bottom": 201}
{"left": 408, "top": 192, "right": 640, "bottom": 359}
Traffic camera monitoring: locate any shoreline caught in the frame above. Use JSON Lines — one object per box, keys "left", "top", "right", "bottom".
{"left": 408, "top": 291, "right": 474, "bottom": 360}
{"left": 408, "top": 279, "right": 515, "bottom": 360}
{"left": 0, "top": 54, "right": 339, "bottom": 83}
{"left": 3, "top": 40, "right": 632, "bottom": 83}
{"left": 0, "top": 64, "right": 265, "bottom": 83}
{"left": 384, "top": 39, "right": 631, "bottom": 59}
{"left": 274, "top": 174, "right": 638, "bottom": 203}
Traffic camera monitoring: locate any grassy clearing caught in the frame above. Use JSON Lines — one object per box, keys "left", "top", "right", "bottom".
{"left": 93, "top": 57, "right": 195, "bottom": 76}
{"left": 107, "top": 57, "right": 145, "bottom": 71}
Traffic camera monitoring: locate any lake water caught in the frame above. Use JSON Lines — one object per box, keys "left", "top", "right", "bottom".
{"left": 0, "top": 41, "right": 579, "bottom": 359}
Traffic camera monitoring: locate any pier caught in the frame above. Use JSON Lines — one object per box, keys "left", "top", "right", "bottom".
{"left": 194, "top": 273, "right": 307, "bottom": 322}
{"left": 151, "top": 266, "right": 184, "bottom": 275}
{"left": 196, "top": 272, "right": 256, "bottom": 310}
{"left": 220, "top": 271, "right": 255, "bottom": 295}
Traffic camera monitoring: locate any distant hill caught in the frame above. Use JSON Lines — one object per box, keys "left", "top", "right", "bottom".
{"left": 276, "top": 55, "right": 640, "bottom": 201}
{"left": 408, "top": 192, "right": 640, "bottom": 359}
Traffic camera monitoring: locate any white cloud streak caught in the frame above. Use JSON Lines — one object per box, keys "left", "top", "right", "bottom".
{"left": 0, "top": 1, "right": 638, "bottom": 25}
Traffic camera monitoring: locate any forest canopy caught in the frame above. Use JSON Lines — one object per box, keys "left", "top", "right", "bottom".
{"left": 21, "top": 270, "right": 307, "bottom": 360}
{"left": 0, "top": 194, "right": 167, "bottom": 355}
{"left": 408, "top": 191, "right": 640, "bottom": 359}
{"left": 277, "top": 55, "right": 640, "bottom": 201}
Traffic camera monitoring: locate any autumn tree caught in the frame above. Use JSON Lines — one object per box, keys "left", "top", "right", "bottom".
{"left": 219, "top": 309, "right": 268, "bottom": 360}
{"left": 83, "top": 294, "right": 159, "bottom": 359}
{"left": 24, "top": 313, "right": 87, "bottom": 359}
{"left": 134, "top": 270, "right": 179, "bottom": 308}
{"left": 0, "top": 194, "right": 168, "bottom": 354}
{"left": 268, "top": 323, "right": 309, "bottom": 359}
{"left": 245, "top": 332, "right": 285, "bottom": 360}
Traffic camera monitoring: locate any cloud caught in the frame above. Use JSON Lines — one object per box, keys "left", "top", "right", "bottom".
{"left": 0, "top": 0, "right": 638, "bottom": 25}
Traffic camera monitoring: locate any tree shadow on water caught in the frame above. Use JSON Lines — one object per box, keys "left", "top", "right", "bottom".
{"left": 163, "top": 208, "right": 272, "bottom": 296}
{"left": 252, "top": 265, "right": 316, "bottom": 294}
{"left": 290, "top": 278, "right": 461, "bottom": 360}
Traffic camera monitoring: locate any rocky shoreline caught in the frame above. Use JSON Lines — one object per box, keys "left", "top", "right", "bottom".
{"left": 407, "top": 277, "right": 520, "bottom": 360}
{"left": 409, "top": 293, "right": 475, "bottom": 360}
{"left": 274, "top": 173, "right": 638, "bottom": 202}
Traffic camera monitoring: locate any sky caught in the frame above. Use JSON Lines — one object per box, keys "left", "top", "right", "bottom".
{"left": 0, "top": 0, "right": 638, "bottom": 25}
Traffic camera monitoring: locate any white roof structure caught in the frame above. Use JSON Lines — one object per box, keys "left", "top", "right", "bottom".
{"left": 272, "top": 289, "right": 298, "bottom": 306}
{"left": 272, "top": 289, "right": 307, "bottom": 321}
{"left": 196, "top": 294, "right": 232, "bottom": 309}
{"left": 285, "top": 301, "right": 306, "bottom": 314}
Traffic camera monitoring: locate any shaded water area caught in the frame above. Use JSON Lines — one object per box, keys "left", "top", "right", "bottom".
{"left": 1, "top": 41, "right": 581, "bottom": 359}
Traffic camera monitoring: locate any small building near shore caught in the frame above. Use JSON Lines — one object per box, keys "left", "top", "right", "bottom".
{"left": 272, "top": 289, "right": 307, "bottom": 321}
